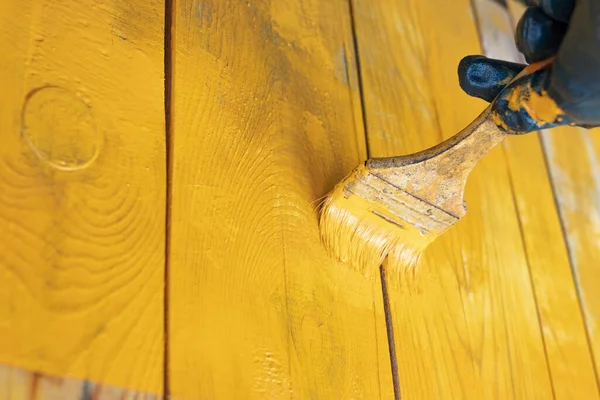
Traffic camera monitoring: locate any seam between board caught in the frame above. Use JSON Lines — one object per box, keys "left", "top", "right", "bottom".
{"left": 500, "top": 145, "right": 557, "bottom": 399}
{"left": 347, "top": 0, "right": 371, "bottom": 160}
{"left": 346, "top": 0, "right": 402, "bottom": 397}
{"left": 379, "top": 265, "right": 402, "bottom": 400}
{"left": 163, "top": 0, "right": 174, "bottom": 396}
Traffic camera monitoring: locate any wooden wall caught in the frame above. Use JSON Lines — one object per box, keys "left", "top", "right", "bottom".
{"left": 1, "top": 0, "right": 598, "bottom": 398}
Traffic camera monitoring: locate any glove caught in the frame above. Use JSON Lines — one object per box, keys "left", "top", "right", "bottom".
{"left": 457, "top": 0, "right": 600, "bottom": 134}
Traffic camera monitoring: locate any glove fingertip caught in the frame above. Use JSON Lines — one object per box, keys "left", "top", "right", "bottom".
{"left": 458, "top": 55, "right": 524, "bottom": 103}
{"left": 515, "top": 7, "right": 567, "bottom": 63}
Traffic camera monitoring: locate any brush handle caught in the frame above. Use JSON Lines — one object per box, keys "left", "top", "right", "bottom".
{"left": 367, "top": 58, "right": 553, "bottom": 217}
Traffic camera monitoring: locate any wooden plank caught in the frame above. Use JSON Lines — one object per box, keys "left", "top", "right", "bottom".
{"left": 168, "top": 0, "right": 394, "bottom": 398}
{"left": 0, "top": 0, "right": 165, "bottom": 395}
{"left": 351, "top": 0, "right": 554, "bottom": 397}
{"left": 474, "top": 1, "right": 599, "bottom": 397}
{"left": 0, "top": 364, "right": 159, "bottom": 400}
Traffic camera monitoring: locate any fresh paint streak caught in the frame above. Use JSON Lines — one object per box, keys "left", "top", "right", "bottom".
{"left": 352, "top": 0, "right": 555, "bottom": 397}
{"left": 168, "top": 0, "right": 393, "bottom": 398}
{"left": 474, "top": 0, "right": 599, "bottom": 397}
{"left": 0, "top": 0, "right": 165, "bottom": 394}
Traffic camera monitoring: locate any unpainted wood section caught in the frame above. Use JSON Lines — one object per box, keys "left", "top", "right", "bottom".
{"left": 542, "top": 127, "right": 600, "bottom": 380}
{"left": 476, "top": 1, "right": 599, "bottom": 397}
{"left": 168, "top": 0, "right": 393, "bottom": 398}
{"left": 0, "top": 0, "right": 165, "bottom": 394}
{"left": 352, "top": 0, "right": 553, "bottom": 397}
{"left": 508, "top": 0, "right": 600, "bottom": 385}
{"left": 0, "top": 365, "right": 159, "bottom": 400}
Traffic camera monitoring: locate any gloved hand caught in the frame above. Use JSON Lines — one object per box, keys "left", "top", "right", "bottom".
{"left": 457, "top": 0, "right": 600, "bottom": 134}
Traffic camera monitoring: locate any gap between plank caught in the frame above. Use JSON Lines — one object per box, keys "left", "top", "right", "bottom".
{"left": 163, "top": 0, "right": 174, "bottom": 396}
{"left": 380, "top": 265, "right": 402, "bottom": 400}
{"left": 501, "top": 146, "right": 557, "bottom": 398}
{"left": 347, "top": 0, "right": 371, "bottom": 159}
{"left": 346, "top": 0, "right": 402, "bottom": 396}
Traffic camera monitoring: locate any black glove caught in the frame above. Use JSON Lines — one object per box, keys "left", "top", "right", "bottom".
{"left": 457, "top": 0, "right": 600, "bottom": 134}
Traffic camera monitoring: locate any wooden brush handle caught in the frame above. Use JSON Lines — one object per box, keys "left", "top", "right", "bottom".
{"left": 367, "top": 58, "right": 554, "bottom": 217}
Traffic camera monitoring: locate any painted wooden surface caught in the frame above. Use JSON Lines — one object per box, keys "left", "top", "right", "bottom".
{"left": 475, "top": 1, "right": 599, "bottom": 397}
{"left": 0, "top": 0, "right": 166, "bottom": 394}
{"left": 352, "top": 0, "right": 558, "bottom": 397}
{"left": 0, "top": 365, "right": 158, "bottom": 400}
{"left": 168, "top": 0, "right": 393, "bottom": 398}
{"left": 2, "top": 0, "right": 600, "bottom": 398}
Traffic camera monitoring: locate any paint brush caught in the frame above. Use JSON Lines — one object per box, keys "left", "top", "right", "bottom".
{"left": 319, "top": 58, "right": 561, "bottom": 275}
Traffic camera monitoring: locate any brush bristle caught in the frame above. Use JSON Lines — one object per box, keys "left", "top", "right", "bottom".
{"left": 319, "top": 165, "right": 458, "bottom": 276}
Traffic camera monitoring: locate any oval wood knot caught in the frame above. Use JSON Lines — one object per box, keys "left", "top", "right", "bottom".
{"left": 21, "top": 86, "right": 101, "bottom": 171}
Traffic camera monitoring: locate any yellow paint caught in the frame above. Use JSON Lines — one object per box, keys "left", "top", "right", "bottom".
{"left": 3, "top": 0, "right": 598, "bottom": 398}
{"left": 491, "top": 57, "right": 560, "bottom": 133}
{"left": 0, "top": 0, "right": 165, "bottom": 394}
{"left": 319, "top": 164, "right": 430, "bottom": 276}
{"left": 168, "top": 0, "right": 393, "bottom": 398}
{"left": 352, "top": 0, "right": 558, "bottom": 397}
{"left": 506, "top": 85, "right": 564, "bottom": 125}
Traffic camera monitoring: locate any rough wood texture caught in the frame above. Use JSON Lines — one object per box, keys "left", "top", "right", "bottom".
{"left": 351, "top": 0, "right": 554, "bottom": 397}
{"left": 0, "top": 365, "right": 158, "bottom": 400}
{"left": 168, "top": 0, "right": 393, "bottom": 398}
{"left": 0, "top": 0, "right": 166, "bottom": 394}
{"left": 475, "top": 1, "right": 599, "bottom": 397}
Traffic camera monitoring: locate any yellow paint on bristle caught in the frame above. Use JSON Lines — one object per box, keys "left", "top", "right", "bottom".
{"left": 319, "top": 165, "right": 435, "bottom": 277}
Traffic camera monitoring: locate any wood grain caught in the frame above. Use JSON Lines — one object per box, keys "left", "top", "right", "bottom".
{"left": 352, "top": 0, "right": 554, "bottom": 397}
{"left": 168, "top": 0, "right": 393, "bottom": 398}
{"left": 475, "top": 1, "right": 600, "bottom": 397}
{"left": 0, "top": 364, "right": 159, "bottom": 400}
{"left": 0, "top": 0, "right": 165, "bottom": 394}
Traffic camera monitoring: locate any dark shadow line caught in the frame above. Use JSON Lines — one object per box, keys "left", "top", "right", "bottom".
{"left": 500, "top": 145, "right": 556, "bottom": 398}
{"left": 380, "top": 265, "right": 401, "bottom": 400}
{"left": 347, "top": 0, "right": 371, "bottom": 159}
{"left": 163, "top": 0, "right": 174, "bottom": 397}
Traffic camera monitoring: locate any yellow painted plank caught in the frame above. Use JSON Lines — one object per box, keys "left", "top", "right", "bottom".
{"left": 0, "top": 0, "right": 165, "bottom": 394}
{"left": 352, "top": 0, "right": 553, "bottom": 397}
{"left": 168, "top": 0, "right": 393, "bottom": 398}
{"left": 475, "top": 1, "right": 599, "bottom": 397}
{"left": 0, "top": 364, "right": 159, "bottom": 400}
